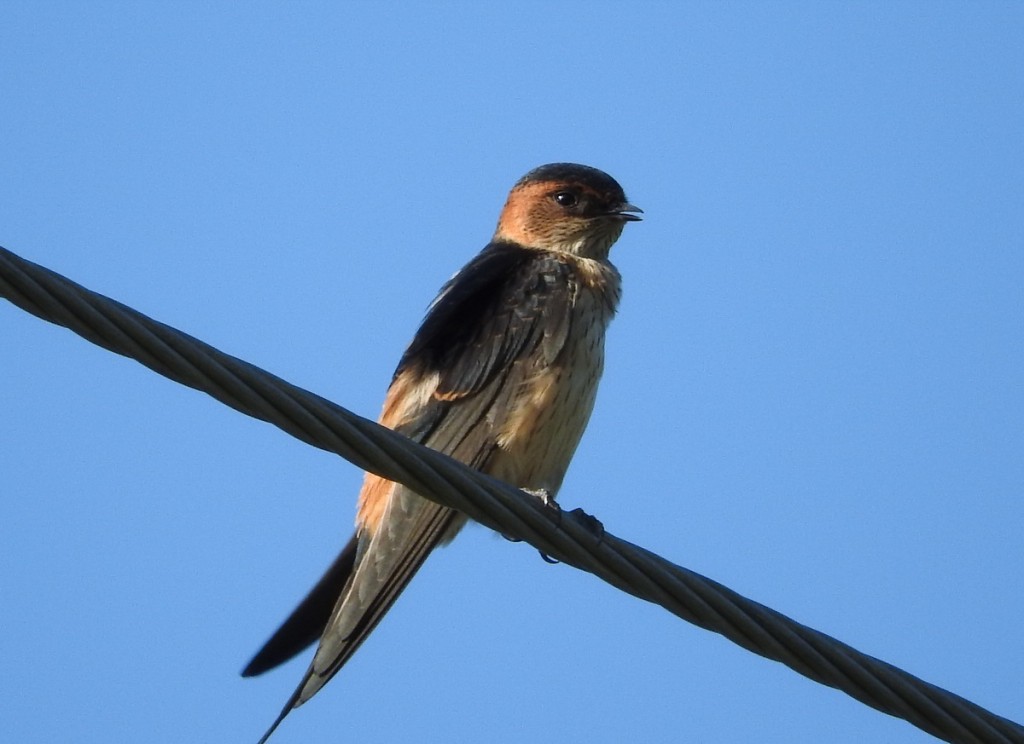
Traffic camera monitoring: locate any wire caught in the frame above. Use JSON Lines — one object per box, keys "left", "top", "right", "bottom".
{"left": 1, "top": 245, "right": 1021, "bottom": 744}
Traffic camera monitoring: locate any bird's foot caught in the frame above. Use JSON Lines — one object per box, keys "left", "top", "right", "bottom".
{"left": 521, "top": 487, "right": 560, "bottom": 512}
{"left": 500, "top": 488, "right": 563, "bottom": 563}
{"left": 521, "top": 488, "right": 563, "bottom": 563}
{"left": 566, "top": 508, "right": 605, "bottom": 540}
{"left": 501, "top": 488, "right": 560, "bottom": 541}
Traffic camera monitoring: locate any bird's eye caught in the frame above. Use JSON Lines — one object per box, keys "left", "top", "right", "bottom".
{"left": 553, "top": 191, "right": 578, "bottom": 208}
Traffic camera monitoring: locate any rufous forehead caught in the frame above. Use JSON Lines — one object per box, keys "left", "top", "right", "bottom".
{"left": 508, "top": 181, "right": 557, "bottom": 201}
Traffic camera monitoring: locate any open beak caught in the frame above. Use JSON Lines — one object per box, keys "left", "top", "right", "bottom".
{"left": 612, "top": 202, "right": 644, "bottom": 221}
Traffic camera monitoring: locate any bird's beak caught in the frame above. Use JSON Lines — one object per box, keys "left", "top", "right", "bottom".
{"left": 611, "top": 202, "right": 644, "bottom": 221}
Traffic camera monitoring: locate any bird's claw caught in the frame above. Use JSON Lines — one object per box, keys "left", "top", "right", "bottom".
{"left": 522, "top": 487, "right": 559, "bottom": 511}
{"left": 500, "top": 489, "right": 557, "bottom": 542}
{"left": 506, "top": 489, "right": 597, "bottom": 564}
{"left": 520, "top": 489, "right": 567, "bottom": 563}
{"left": 567, "top": 507, "right": 604, "bottom": 539}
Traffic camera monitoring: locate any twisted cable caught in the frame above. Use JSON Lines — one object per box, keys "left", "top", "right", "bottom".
{"left": 1, "top": 246, "right": 1020, "bottom": 743}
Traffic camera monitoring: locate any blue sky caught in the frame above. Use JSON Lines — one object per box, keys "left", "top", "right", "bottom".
{"left": 1, "top": 3, "right": 1021, "bottom": 742}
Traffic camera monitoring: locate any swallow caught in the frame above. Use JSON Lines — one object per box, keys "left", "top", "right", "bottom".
{"left": 244, "top": 163, "right": 641, "bottom": 742}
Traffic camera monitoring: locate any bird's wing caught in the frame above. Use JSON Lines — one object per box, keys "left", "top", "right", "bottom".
{"left": 241, "top": 534, "right": 358, "bottom": 677}
{"left": 255, "top": 244, "right": 576, "bottom": 742}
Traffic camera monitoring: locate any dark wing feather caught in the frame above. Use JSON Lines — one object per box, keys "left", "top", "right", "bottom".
{"left": 240, "top": 535, "right": 358, "bottom": 677}
{"left": 253, "top": 242, "right": 578, "bottom": 742}
{"left": 401, "top": 241, "right": 575, "bottom": 398}
{"left": 308, "top": 242, "right": 578, "bottom": 666}
{"left": 245, "top": 243, "right": 574, "bottom": 680}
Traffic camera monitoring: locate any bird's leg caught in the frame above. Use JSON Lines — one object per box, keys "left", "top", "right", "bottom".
{"left": 521, "top": 487, "right": 559, "bottom": 512}
{"left": 566, "top": 508, "right": 604, "bottom": 539}
{"left": 500, "top": 487, "right": 561, "bottom": 543}
{"left": 522, "top": 488, "right": 563, "bottom": 563}
{"left": 534, "top": 508, "right": 604, "bottom": 564}
{"left": 500, "top": 488, "right": 564, "bottom": 563}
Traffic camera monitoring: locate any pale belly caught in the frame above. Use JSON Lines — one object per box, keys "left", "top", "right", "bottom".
{"left": 489, "top": 288, "right": 611, "bottom": 497}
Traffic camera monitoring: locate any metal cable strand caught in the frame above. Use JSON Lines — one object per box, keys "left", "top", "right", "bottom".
{"left": 1, "top": 246, "right": 1020, "bottom": 744}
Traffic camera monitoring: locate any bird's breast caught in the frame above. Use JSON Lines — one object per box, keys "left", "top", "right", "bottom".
{"left": 491, "top": 257, "right": 620, "bottom": 495}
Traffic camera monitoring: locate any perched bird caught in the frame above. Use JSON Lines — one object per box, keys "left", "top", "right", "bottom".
{"left": 245, "top": 163, "right": 641, "bottom": 742}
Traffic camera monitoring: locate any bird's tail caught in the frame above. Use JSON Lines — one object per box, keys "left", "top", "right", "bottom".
{"left": 242, "top": 534, "right": 360, "bottom": 677}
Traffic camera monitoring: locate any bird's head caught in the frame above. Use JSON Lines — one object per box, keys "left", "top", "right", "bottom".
{"left": 494, "top": 163, "right": 642, "bottom": 259}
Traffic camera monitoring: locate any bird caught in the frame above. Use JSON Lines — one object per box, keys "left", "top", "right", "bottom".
{"left": 244, "top": 163, "right": 641, "bottom": 742}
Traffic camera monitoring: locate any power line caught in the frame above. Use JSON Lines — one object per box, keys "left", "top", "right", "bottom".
{"left": 2, "top": 245, "right": 1020, "bottom": 743}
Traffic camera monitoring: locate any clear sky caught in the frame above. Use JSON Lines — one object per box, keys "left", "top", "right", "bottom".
{"left": 1, "top": 3, "right": 1021, "bottom": 743}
